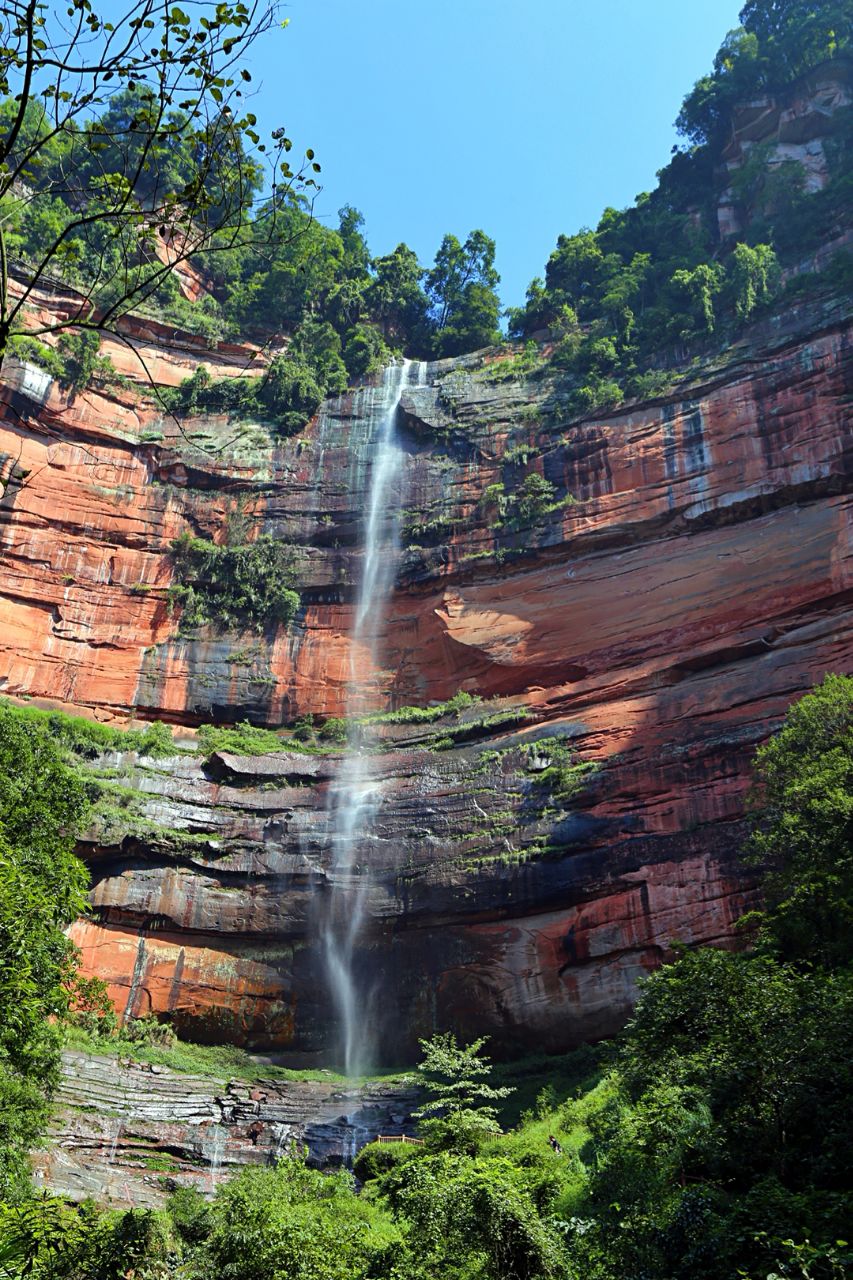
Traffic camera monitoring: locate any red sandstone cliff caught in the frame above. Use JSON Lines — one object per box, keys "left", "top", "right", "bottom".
{"left": 0, "top": 288, "right": 850, "bottom": 1060}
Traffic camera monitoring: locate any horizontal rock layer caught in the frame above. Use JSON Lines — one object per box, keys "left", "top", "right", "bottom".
{"left": 1, "top": 296, "right": 851, "bottom": 1059}
{"left": 33, "top": 1051, "right": 417, "bottom": 1207}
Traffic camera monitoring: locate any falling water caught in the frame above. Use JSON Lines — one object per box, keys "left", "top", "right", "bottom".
{"left": 322, "top": 359, "right": 425, "bottom": 1076}
{"left": 106, "top": 1116, "right": 123, "bottom": 1166}
{"left": 206, "top": 1122, "right": 226, "bottom": 1191}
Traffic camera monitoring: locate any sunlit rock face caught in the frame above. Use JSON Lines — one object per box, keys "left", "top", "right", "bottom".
{"left": 716, "top": 58, "right": 852, "bottom": 238}
{"left": 2, "top": 290, "right": 852, "bottom": 1061}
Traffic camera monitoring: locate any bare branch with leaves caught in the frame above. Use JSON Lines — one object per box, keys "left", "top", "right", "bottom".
{"left": 0, "top": 0, "right": 320, "bottom": 367}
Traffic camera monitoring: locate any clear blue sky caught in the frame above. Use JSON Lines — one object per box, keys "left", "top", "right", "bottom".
{"left": 240, "top": 0, "right": 743, "bottom": 308}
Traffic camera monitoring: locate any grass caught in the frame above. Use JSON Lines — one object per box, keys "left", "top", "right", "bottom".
{"left": 485, "top": 1060, "right": 619, "bottom": 1222}
{"left": 64, "top": 1025, "right": 406, "bottom": 1087}
{"left": 0, "top": 695, "right": 178, "bottom": 758}
{"left": 196, "top": 720, "right": 287, "bottom": 758}
{"left": 491, "top": 1043, "right": 608, "bottom": 1127}
{"left": 364, "top": 690, "right": 481, "bottom": 727}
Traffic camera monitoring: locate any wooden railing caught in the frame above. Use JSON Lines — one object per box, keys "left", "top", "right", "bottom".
{"left": 375, "top": 1134, "right": 424, "bottom": 1146}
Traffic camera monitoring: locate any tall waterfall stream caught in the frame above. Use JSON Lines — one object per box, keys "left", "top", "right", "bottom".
{"left": 321, "top": 359, "right": 425, "bottom": 1075}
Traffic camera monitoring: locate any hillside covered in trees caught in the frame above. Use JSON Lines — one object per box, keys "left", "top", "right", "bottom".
{"left": 2, "top": 0, "right": 851, "bottom": 435}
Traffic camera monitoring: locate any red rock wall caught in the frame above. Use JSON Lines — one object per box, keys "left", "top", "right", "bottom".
{"left": 1, "top": 300, "right": 851, "bottom": 1060}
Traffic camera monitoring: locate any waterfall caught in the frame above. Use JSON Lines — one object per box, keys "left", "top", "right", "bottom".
{"left": 322, "top": 358, "right": 424, "bottom": 1076}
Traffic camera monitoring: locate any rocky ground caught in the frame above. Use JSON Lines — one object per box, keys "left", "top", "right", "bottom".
{"left": 32, "top": 1051, "right": 418, "bottom": 1208}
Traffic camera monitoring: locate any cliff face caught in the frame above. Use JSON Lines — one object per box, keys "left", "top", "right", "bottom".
{"left": 33, "top": 1052, "right": 417, "bottom": 1207}
{"left": 717, "top": 58, "right": 852, "bottom": 238}
{"left": 1, "top": 291, "right": 851, "bottom": 1061}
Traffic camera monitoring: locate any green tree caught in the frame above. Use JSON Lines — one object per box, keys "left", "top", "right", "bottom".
{"left": 0, "top": 705, "right": 90, "bottom": 1199}
{"left": 678, "top": 2, "right": 852, "bottom": 146}
{"left": 387, "top": 1152, "right": 567, "bottom": 1280}
{"left": 739, "top": 0, "right": 853, "bottom": 81}
{"left": 0, "top": 2, "right": 319, "bottom": 368}
{"left": 513, "top": 472, "right": 557, "bottom": 523}
{"left": 581, "top": 949, "right": 853, "bottom": 1280}
{"left": 542, "top": 230, "right": 606, "bottom": 320}
{"left": 196, "top": 1159, "right": 401, "bottom": 1280}
{"left": 676, "top": 27, "right": 762, "bottom": 146}
{"left": 411, "top": 1033, "right": 513, "bottom": 1151}
{"left": 670, "top": 261, "right": 725, "bottom": 335}
{"left": 728, "top": 241, "right": 780, "bottom": 319}
{"left": 425, "top": 230, "right": 502, "bottom": 357}
{"left": 747, "top": 672, "right": 853, "bottom": 967}
{"left": 366, "top": 242, "right": 430, "bottom": 351}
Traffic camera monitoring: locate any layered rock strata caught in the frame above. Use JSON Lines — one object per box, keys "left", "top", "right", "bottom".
{"left": 1, "top": 293, "right": 851, "bottom": 1059}
{"left": 32, "top": 1051, "right": 417, "bottom": 1208}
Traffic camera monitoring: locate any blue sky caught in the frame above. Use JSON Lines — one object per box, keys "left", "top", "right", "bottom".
{"left": 241, "top": 0, "right": 744, "bottom": 307}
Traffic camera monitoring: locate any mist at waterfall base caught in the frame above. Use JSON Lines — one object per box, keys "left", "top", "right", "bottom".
{"left": 320, "top": 359, "right": 426, "bottom": 1077}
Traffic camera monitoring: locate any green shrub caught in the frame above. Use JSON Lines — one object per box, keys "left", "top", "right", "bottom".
{"left": 168, "top": 532, "right": 301, "bottom": 634}
{"left": 7, "top": 331, "right": 124, "bottom": 392}
{"left": 353, "top": 1140, "right": 421, "bottom": 1183}
{"left": 514, "top": 473, "right": 556, "bottom": 522}
{"left": 163, "top": 351, "right": 325, "bottom": 437}
{"left": 0, "top": 699, "right": 176, "bottom": 760}
{"left": 196, "top": 721, "right": 285, "bottom": 758}
{"left": 318, "top": 716, "right": 347, "bottom": 743}
{"left": 167, "top": 1186, "right": 213, "bottom": 1245}
{"left": 0, "top": 704, "right": 90, "bottom": 1198}
{"left": 7, "top": 333, "right": 66, "bottom": 379}
{"left": 67, "top": 974, "right": 118, "bottom": 1038}
{"left": 521, "top": 738, "right": 598, "bottom": 800}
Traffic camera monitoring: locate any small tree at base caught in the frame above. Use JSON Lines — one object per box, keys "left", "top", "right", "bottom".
{"left": 410, "top": 1032, "right": 514, "bottom": 1153}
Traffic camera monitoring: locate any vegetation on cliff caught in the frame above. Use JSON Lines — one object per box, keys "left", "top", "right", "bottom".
{"left": 0, "top": 675, "right": 850, "bottom": 1278}
{"left": 0, "top": 705, "right": 90, "bottom": 1200}
{"left": 2, "top": 1, "right": 850, "bottom": 444}
{"left": 0, "top": 2, "right": 312, "bottom": 367}
{"left": 506, "top": 0, "right": 853, "bottom": 418}
{"left": 0, "top": 0, "right": 503, "bottom": 445}
{"left": 167, "top": 532, "right": 301, "bottom": 634}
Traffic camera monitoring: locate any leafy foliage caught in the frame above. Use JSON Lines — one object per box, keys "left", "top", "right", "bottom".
{"left": 507, "top": 0, "right": 852, "bottom": 427}
{"left": 168, "top": 532, "right": 300, "bottom": 634}
{"left": 0, "top": 4, "right": 316, "bottom": 369}
{"left": 747, "top": 672, "right": 853, "bottom": 968}
{"left": 0, "top": 697, "right": 175, "bottom": 761}
{"left": 196, "top": 720, "right": 286, "bottom": 758}
{"left": 385, "top": 1151, "right": 568, "bottom": 1280}
{"left": 424, "top": 230, "right": 503, "bottom": 357}
{"left": 191, "top": 1160, "right": 402, "bottom": 1280}
{"left": 678, "top": 0, "right": 853, "bottom": 146}
{"left": 0, "top": 705, "right": 90, "bottom": 1199}
{"left": 409, "top": 1033, "right": 514, "bottom": 1153}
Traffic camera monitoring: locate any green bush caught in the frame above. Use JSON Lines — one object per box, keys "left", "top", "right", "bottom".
{"left": 352, "top": 1140, "right": 421, "bottom": 1183}
{"left": 0, "top": 698, "right": 176, "bottom": 760}
{"left": 168, "top": 532, "right": 301, "bottom": 634}
{"left": 317, "top": 716, "right": 348, "bottom": 743}
{"left": 0, "top": 704, "right": 90, "bottom": 1198}
{"left": 514, "top": 473, "right": 556, "bottom": 523}
{"left": 195, "top": 1159, "right": 402, "bottom": 1280}
{"left": 746, "top": 671, "right": 853, "bottom": 968}
{"left": 7, "top": 331, "right": 123, "bottom": 393}
{"left": 196, "top": 720, "right": 285, "bottom": 758}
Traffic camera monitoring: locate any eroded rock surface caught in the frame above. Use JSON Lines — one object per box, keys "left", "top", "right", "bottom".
{"left": 1, "top": 293, "right": 851, "bottom": 1060}
{"left": 33, "top": 1051, "right": 418, "bottom": 1207}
